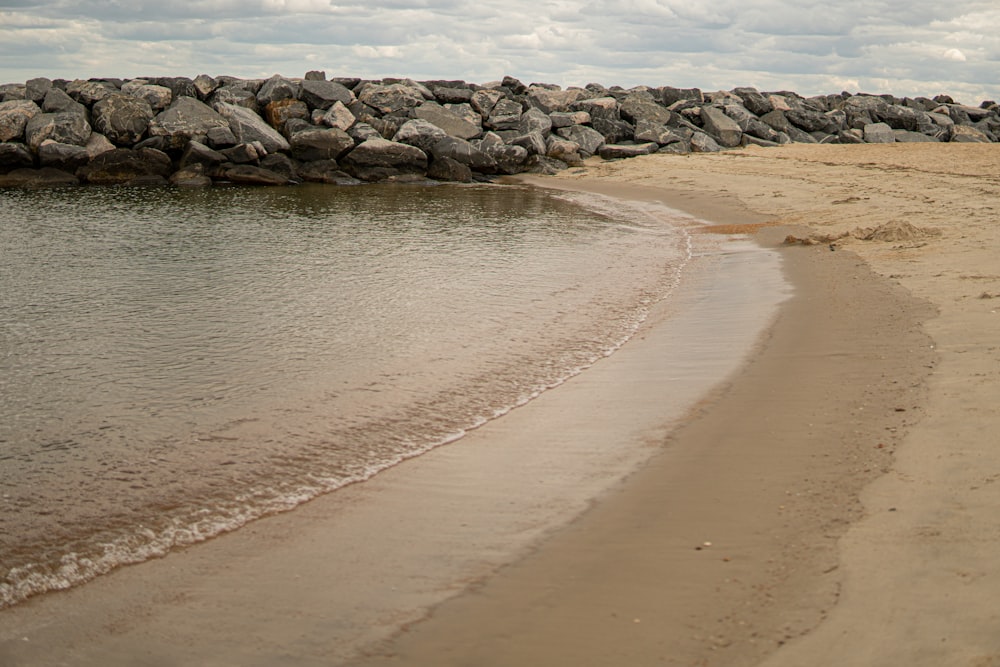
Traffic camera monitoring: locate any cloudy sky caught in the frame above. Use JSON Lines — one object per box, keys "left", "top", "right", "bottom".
{"left": 2, "top": 1, "right": 998, "bottom": 104}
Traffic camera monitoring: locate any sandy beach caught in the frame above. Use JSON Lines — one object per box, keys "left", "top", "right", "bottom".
{"left": 3, "top": 143, "right": 999, "bottom": 666}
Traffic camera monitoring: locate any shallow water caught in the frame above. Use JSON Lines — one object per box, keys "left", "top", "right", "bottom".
{"left": 0, "top": 182, "right": 692, "bottom": 608}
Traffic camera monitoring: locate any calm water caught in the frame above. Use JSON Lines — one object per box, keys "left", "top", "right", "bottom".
{"left": 0, "top": 182, "right": 691, "bottom": 608}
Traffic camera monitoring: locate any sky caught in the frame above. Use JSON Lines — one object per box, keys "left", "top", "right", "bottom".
{"left": 2, "top": 1, "right": 999, "bottom": 105}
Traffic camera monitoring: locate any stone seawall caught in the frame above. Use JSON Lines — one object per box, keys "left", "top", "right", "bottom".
{"left": 0, "top": 72, "right": 997, "bottom": 187}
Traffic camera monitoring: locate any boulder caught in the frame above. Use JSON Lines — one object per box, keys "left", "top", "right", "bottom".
{"left": 209, "top": 87, "right": 259, "bottom": 113}
{"left": 179, "top": 140, "right": 227, "bottom": 169}
{"left": 220, "top": 143, "right": 263, "bottom": 164}
{"left": 92, "top": 93, "right": 154, "bottom": 146}
{"left": 524, "top": 155, "right": 568, "bottom": 175}
{"left": 475, "top": 132, "right": 529, "bottom": 174}
{"left": 67, "top": 79, "right": 115, "bottom": 105}
{"left": 414, "top": 101, "right": 481, "bottom": 140}
{"left": 509, "top": 131, "right": 547, "bottom": 156}
{"left": 471, "top": 89, "right": 504, "bottom": 117}
{"left": 598, "top": 142, "right": 659, "bottom": 159}
{"left": 348, "top": 122, "right": 382, "bottom": 143}
{"left": 879, "top": 104, "right": 936, "bottom": 133}
{"left": 265, "top": 99, "right": 310, "bottom": 135}
{"left": 545, "top": 136, "right": 584, "bottom": 165}
{"left": 42, "top": 88, "right": 85, "bottom": 115}
{"left": 318, "top": 101, "right": 357, "bottom": 131}
{"left": 340, "top": 137, "right": 428, "bottom": 181}
{"left": 427, "top": 155, "right": 473, "bottom": 182}
{"left": 358, "top": 83, "right": 425, "bottom": 115}
{"left": 556, "top": 124, "right": 606, "bottom": 155}
{"left": 85, "top": 133, "right": 116, "bottom": 159}
{"left": 738, "top": 90, "right": 773, "bottom": 116}
{"left": 658, "top": 87, "right": 703, "bottom": 107}
{"left": 298, "top": 159, "right": 362, "bottom": 185}
{"left": 785, "top": 108, "right": 836, "bottom": 133}
{"left": 169, "top": 163, "right": 214, "bottom": 187}
{"left": 893, "top": 129, "right": 939, "bottom": 143}
{"left": 863, "top": 122, "right": 896, "bottom": 143}
{"left": 572, "top": 96, "right": 619, "bottom": 122}
{"left": 690, "top": 132, "right": 723, "bottom": 152}
{"left": 25, "top": 78, "right": 53, "bottom": 104}
{"left": 77, "top": 147, "right": 172, "bottom": 184}
{"left": 214, "top": 102, "right": 290, "bottom": 153}
{"left": 948, "top": 124, "right": 991, "bottom": 143}
{"left": 25, "top": 111, "right": 92, "bottom": 152}
{"left": 260, "top": 154, "right": 299, "bottom": 182}
{"left": 121, "top": 82, "right": 172, "bottom": 112}
{"left": 149, "top": 97, "right": 231, "bottom": 149}
{"left": 633, "top": 119, "right": 684, "bottom": 145}
{"left": 219, "top": 164, "right": 288, "bottom": 185}
{"left": 289, "top": 127, "right": 355, "bottom": 161}
{"left": 192, "top": 74, "right": 219, "bottom": 100}
{"left": 205, "top": 124, "right": 238, "bottom": 148}
{"left": 0, "top": 167, "right": 79, "bottom": 188}
{"left": 432, "top": 86, "right": 475, "bottom": 104}
{"left": 38, "top": 140, "right": 91, "bottom": 171}
{"left": 700, "top": 106, "right": 742, "bottom": 147}
{"left": 619, "top": 94, "right": 672, "bottom": 126}
{"left": 591, "top": 118, "right": 634, "bottom": 144}
{"left": 0, "top": 142, "right": 35, "bottom": 172}
{"left": 393, "top": 119, "right": 448, "bottom": 153}
{"left": 485, "top": 99, "right": 522, "bottom": 130}
{"left": 518, "top": 107, "right": 553, "bottom": 136}
{"left": 0, "top": 100, "right": 42, "bottom": 142}
{"left": 550, "top": 111, "right": 591, "bottom": 128}
{"left": 299, "top": 79, "right": 355, "bottom": 110}
{"left": 256, "top": 75, "right": 300, "bottom": 106}
{"left": 150, "top": 77, "right": 198, "bottom": 102}
{"left": 428, "top": 136, "right": 496, "bottom": 172}
{"left": 526, "top": 87, "right": 587, "bottom": 113}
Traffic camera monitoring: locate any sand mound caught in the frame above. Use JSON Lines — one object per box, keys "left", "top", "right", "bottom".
{"left": 851, "top": 220, "right": 941, "bottom": 242}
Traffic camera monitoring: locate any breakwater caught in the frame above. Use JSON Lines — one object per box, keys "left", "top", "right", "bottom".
{"left": 1, "top": 72, "right": 997, "bottom": 187}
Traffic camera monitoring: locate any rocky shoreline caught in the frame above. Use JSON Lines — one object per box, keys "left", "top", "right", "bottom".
{"left": 0, "top": 72, "right": 997, "bottom": 187}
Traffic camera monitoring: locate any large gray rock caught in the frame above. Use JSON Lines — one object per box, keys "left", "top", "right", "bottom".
{"left": 121, "top": 81, "right": 172, "bottom": 112}
{"left": 298, "top": 160, "right": 362, "bottom": 185}
{"left": 428, "top": 135, "right": 496, "bottom": 173}
{"left": 633, "top": 119, "right": 684, "bottom": 145}
{"left": 318, "top": 101, "right": 357, "bottom": 131}
{"left": 736, "top": 89, "right": 773, "bottom": 116}
{"left": 169, "top": 164, "right": 214, "bottom": 187}
{"left": 42, "top": 88, "right": 86, "bottom": 115}
{"left": 289, "top": 127, "right": 355, "bottom": 161}
{"left": 658, "top": 87, "right": 703, "bottom": 107}
{"left": 0, "top": 142, "right": 35, "bottom": 172}
{"left": 948, "top": 124, "right": 991, "bottom": 143}
{"left": 393, "top": 118, "right": 448, "bottom": 153}
{"left": 67, "top": 79, "right": 116, "bottom": 105}
{"left": 863, "top": 122, "right": 896, "bottom": 143}
{"left": 471, "top": 89, "right": 504, "bottom": 117}
{"left": 214, "top": 102, "right": 290, "bottom": 153}
{"left": 598, "top": 142, "right": 659, "bottom": 159}
{"left": 700, "top": 106, "right": 742, "bottom": 147}
{"left": 77, "top": 147, "right": 172, "bottom": 184}
{"left": 690, "top": 132, "right": 722, "bottom": 152}
{"left": 510, "top": 131, "right": 547, "bottom": 157}
{"left": 571, "top": 96, "right": 619, "bottom": 122}
{"left": 25, "top": 111, "right": 92, "bottom": 152}
{"left": 299, "top": 79, "right": 354, "bottom": 110}
{"left": 149, "top": 97, "right": 231, "bottom": 149}
{"left": 192, "top": 74, "right": 219, "bottom": 100}
{"left": 358, "top": 83, "right": 425, "bottom": 115}
{"left": 485, "top": 99, "right": 522, "bottom": 131}
{"left": 549, "top": 111, "right": 591, "bottom": 128}
{"left": 619, "top": 94, "right": 672, "bottom": 126}
{"left": 545, "top": 136, "right": 584, "bottom": 165}
{"left": 0, "top": 167, "right": 79, "bottom": 188}
{"left": 432, "top": 86, "right": 475, "bottom": 104}
{"left": 209, "top": 87, "right": 259, "bottom": 113}
{"left": 591, "top": 117, "right": 633, "bottom": 144}
{"left": 427, "top": 155, "right": 473, "bottom": 182}
{"left": 256, "top": 75, "right": 300, "bottom": 106}
{"left": 879, "top": 104, "right": 936, "bottom": 134}
{"left": 518, "top": 107, "right": 552, "bottom": 136}
{"left": 414, "top": 101, "right": 481, "bottom": 140}
{"left": 474, "top": 132, "right": 529, "bottom": 174}
{"left": 179, "top": 140, "right": 226, "bottom": 169}
{"left": 151, "top": 77, "right": 198, "bottom": 102}
{"left": 221, "top": 164, "right": 291, "bottom": 186}
{"left": 786, "top": 108, "right": 837, "bottom": 133}
{"left": 340, "top": 137, "right": 428, "bottom": 181}
{"left": 556, "top": 124, "right": 606, "bottom": 155}
{"left": 38, "top": 140, "right": 91, "bottom": 171}
{"left": 526, "top": 86, "right": 587, "bottom": 113}
{"left": 264, "top": 99, "right": 310, "bottom": 135}
{"left": 893, "top": 129, "right": 939, "bottom": 143}
{"left": 24, "top": 78, "right": 52, "bottom": 104}
{"left": 92, "top": 93, "right": 154, "bottom": 146}
{"left": 0, "top": 99, "right": 42, "bottom": 142}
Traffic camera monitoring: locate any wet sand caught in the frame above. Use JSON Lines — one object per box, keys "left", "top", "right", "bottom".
{"left": 4, "top": 144, "right": 1000, "bottom": 665}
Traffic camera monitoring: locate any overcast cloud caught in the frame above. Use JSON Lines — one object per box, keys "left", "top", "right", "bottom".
{"left": 2, "top": 0, "right": 998, "bottom": 103}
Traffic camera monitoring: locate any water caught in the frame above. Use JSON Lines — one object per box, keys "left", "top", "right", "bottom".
{"left": 0, "top": 182, "right": 693, "bottom": 609}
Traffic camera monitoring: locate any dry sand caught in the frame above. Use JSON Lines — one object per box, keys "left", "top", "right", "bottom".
{"left": 2, "top": 144, "right": 999, "bottom": 666}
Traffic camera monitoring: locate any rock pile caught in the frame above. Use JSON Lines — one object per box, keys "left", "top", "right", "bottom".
{"left": 1, "top": 73, "right": 997, "bottom": 187}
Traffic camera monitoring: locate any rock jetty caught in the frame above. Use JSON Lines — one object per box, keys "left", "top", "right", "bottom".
{"left": 1, "top": 72, "right": 997, "bottom": 187}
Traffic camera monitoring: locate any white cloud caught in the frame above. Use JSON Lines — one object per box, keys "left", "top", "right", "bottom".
{"left": 1, "top": 0, "right": 999, "bottom": 103}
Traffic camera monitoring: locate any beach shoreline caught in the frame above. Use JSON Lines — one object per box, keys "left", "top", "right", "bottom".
{"left": 4, "top": 144, "right": 999, "bottom": 666}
